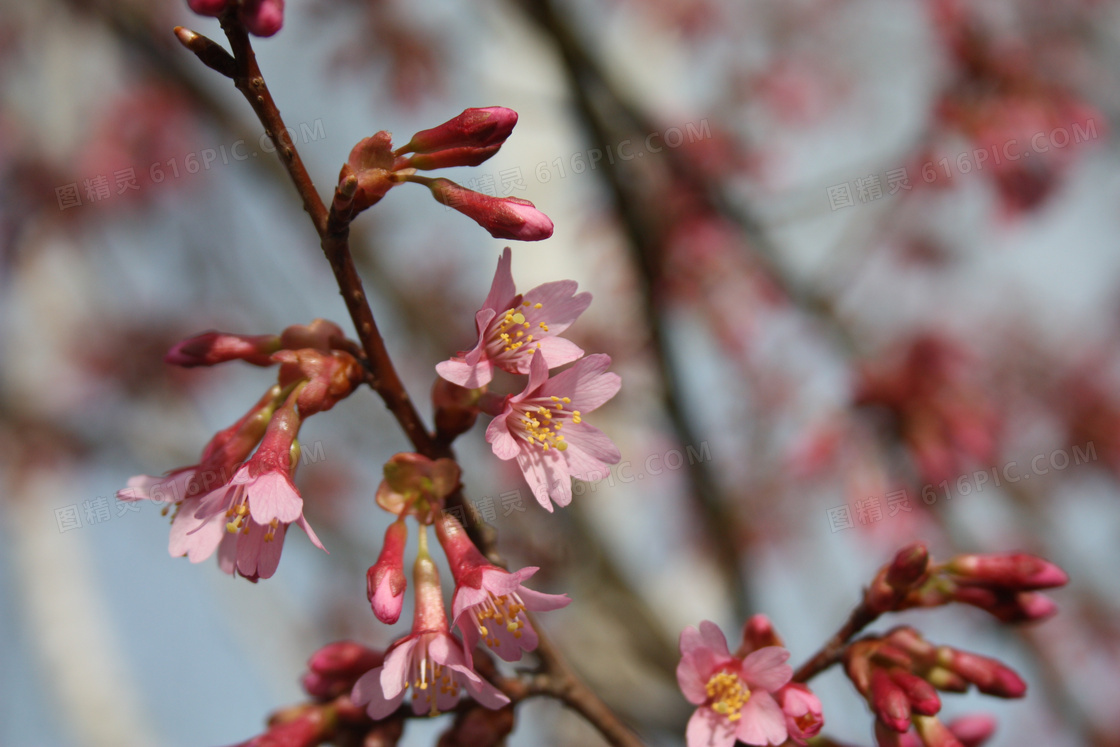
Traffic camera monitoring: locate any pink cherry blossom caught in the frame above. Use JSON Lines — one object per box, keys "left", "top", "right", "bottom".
{"left": 677, "top": 621, "right": 793, "bottom": 747}
{"left": 351, "top": 540, "right": 509, "bottom": 718}
{"left": 486, "top": 352, "right": 621, "bottom": 510}
{"left": 436, "top": 248, "right": 591, "bottom": 388}
{"left": 436, "top": 513, "right": 569, "bottom": 663}
{"left": 191, "top": 399, "right": 325, "bottom": 580}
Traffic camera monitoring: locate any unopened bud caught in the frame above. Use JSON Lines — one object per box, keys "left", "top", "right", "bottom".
{"left": 436, "top": 704, "right": 515, "bottom": 747}
{"left": 242, "top": 0, "right": 285, "bottom": 37}
{"left": 936, "top": 647, "right": 1027, "bottom": 698}
{"left": 945, "top": 553, "right": 1068, "bottom": 590}
{"left": 432, "top": 378, "right": 480, "bottom": 441}
{"left": 871, "top": 668, "right": 913, "bottom": 733}
{"left": 890, "top": 670, "right": 941, "bottom": 716}
{"left": 887, "top": 543, "right": 931, "bottom": 588}
{"left": 738, "top": 613, "right": 784, "bottom": 655}
{"left": 166, "top": 331, "right": 281, "bottom": 367}
{"left": 945, "top": 715, "right": 997, "bottom": 747}
{"left": 342, "top": 133, "right": 397, "bottom": 212}
{"left": 188, "top": 0, "right": 228, "bottom": 16}
{"left": 912, "top": 715, "right": 966, "bottom": 747}
{"left": 302, "top": 641, "right": 384, "bottom": 700}
{"left": 367, "top": 519, "right": 408, "bottom": 624}
{"left": 400, "top": 144, "right": 503, "bottom": 171}
{"left": 402, "top": 107, "right": 519, "bottom": 154}
{"left": 426, "top": 178, "right": 554, "bottom": 241}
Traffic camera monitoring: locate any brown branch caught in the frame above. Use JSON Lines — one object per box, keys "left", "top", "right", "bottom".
{"left": 792, "top": 600, "right": 878, "bottom": 683}
{"left": 216, "top": 14, "right": 436, "bottom": 457}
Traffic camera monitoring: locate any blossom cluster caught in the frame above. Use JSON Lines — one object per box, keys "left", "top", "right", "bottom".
{"left": 116, "top": 319, "right": 361, "bottom": 580}
{"left": 436, "top": 247, "right": 623, "bottom": 510}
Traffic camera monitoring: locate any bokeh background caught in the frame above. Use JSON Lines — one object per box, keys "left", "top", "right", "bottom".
{"left": 2, "top": 0, "right": 1120, "bottom": 745}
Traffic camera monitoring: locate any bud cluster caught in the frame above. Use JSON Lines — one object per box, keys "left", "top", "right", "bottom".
{"left": 845, "top": 627, "right": 1025, "bottom": 747}
{"left": 865, "top": 542, "right": 1067, "bottom": 623}
{"left": 333, "top": 108, "right": 554, "bottom": 241}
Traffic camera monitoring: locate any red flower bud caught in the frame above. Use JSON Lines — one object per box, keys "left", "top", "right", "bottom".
{"left": 242, "top": 0, "right": 284, "bottom": 37}
{"left": 937, "top": 648, "right": 1027, "bottom": 698}
{"left": 890, "top": 670, "right": 941, "bottom": 716}
{"left": 871, "top": 668, "right": 913, "bottom": 733}
{"left": 302, "top": 641, "right": 384, "bottom": 700}
{"left": 400, "top": 144, "right": 503, "bottom": 171}
{"left": 188, "top": 0, "right": 227, "bottom": 16}
{"left": 166, "top": 331, "right": 281, "bottom": 367}
{"left": 738, "top": 613, "right": 785, "bottom": 655}
{"left": 426, "top": 178, "right": 554, "bottom": 241}
{"left": 946, "top": 553, "right": 1068, "bottom": 590}
{"left": 402, "top": 107, "right": 519, "bottom": 154}
{"left": 887, "top": 543, "right": 931, "bottom": 588}
{"left": 367, "top": 519, "right": 409, "bottom": 624}
{"left": 945, "top": 715, "right": 997, "bottom": 747}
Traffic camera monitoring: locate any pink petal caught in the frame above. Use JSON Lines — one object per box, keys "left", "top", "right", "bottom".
{"left": 677, "top": 653, "right": 711, "bottom": 705}
{"left": 686, "top": 708, "right": 736, "bottom": 747}
{"left": 253, "top": 524, "right": 286, "bottom": 579}
{"left": 485, "top": 415, "right": 520, "bottom": 460}
{"left": 380, "top": 639, "right": 420, "bottom": 700}
{"left": 698, "top": 621, "right": 732, "bottom": 658}
{"left": 516, "top": 447, "right": 570, "bottom": 509}
{"left": 522, "top": 282, "right": 591, "bottom": 330}
{"left": 295, "top": 515, "right": 327, "bottom": 552}
{"left": 247, "top": 471, "right": 303, "bottom": 525}
{"left": 353, "top": 667, "right": 406, "bottom": 720}
{"left": 530, "top": 336, "right": 586, "bottom": 373}
{"left": 436, "top": 357, "right": 489, "bottom": 388}
{"left": 735, "top": 691, "right": 787, "bottom": 746}
{"left": 481, "top": 248, "right": 517, "bottom": 313}
{"left": 541, "top": 354, "right": 621, "bottom": 411}
{"left": 516, "top": 585, "right": 571, "bottom": 612}
{"left": 740, "top": 647, "right": 792, "bottom": 692}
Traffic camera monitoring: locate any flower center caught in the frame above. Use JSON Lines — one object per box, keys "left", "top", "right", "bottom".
{"left": 470, "top": 592, "right": 526, "bottom": 648}
{"left": 224, "top": 490, "right": 280, "bottom": 541}
{"left": 412, "top": 654, "right": 460, "bottom": 717}
{"left": 491, "top": 301, "right": 546, "bottom": 356}
{"left": 705, "top": 671, "right": 750, "bottom": 721}
{"left": 517, "top": 396, "right": 581, "bottom": 452}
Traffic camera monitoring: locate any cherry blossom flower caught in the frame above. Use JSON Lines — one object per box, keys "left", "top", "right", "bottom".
{"left": 435, "top": 513, "right": 569, "bottom": 662}
{"left": 190, "top": 394, "right": 325, "bottom": 580}
{"left": 486, "top": 353, "right": 621, "bottom": 510}
{"left": 677, "top": 621, "right": 793, "bottom": 747}
{"left": 436, "top": 247, "right": 591, "bottom": 388}
{"left": 352, "top": 532, "right": 509, "bottom": 718}
{"left": 116, "top": 386, "right": 280, "bottom": 562}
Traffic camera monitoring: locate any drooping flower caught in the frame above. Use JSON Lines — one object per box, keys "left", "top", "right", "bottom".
{"left": 435, "top": 512, "right": 569, "bottom": 663}
{"left": 190, "top": 391, "right": 326, "bottom": 580}
{"left": 677, "top": 621, "right": 794, "bottom": 747}
{"left": 436, "top": 247, "right": 591, "bottom": 388}
{"left": 486, "top": 352, "right": 621, "bottom": 510}
{"left": 352, "top": 529, "right": 509, "bottom": 718}
{"left": 116, "top": 385, "right": 280, "bottom": 563}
